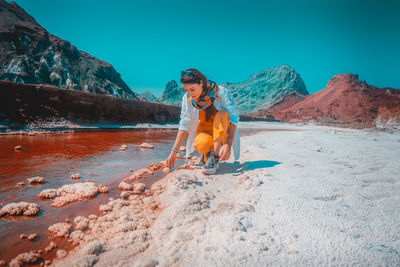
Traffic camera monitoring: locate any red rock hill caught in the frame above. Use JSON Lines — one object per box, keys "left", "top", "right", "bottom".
{"left": 252, "top": 73, "right": 400, "bottom": 129}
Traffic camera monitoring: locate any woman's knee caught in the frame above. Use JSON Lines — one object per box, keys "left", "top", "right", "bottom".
{"left": 194, "top": 132, "right": 213, "bottom": 154}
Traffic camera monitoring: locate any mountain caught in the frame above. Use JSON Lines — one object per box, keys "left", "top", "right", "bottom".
{"left": 138, "top": 91, "right": 158, "bottom": 102}
{"left": 253, "top": 73, "right": 400, "bottom": 129}
{"left": 158, "top": 80, "right": 185, "bottom": 106}
{"left": 0, "top": 0, "right": 138, "bottom": 99}
{"left": 221, "top": 65, "right": 309, "bottom": 114}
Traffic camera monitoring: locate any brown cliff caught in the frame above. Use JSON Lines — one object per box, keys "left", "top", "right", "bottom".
{"left": 0, "top": 81, "right": 180, "bottom": 130}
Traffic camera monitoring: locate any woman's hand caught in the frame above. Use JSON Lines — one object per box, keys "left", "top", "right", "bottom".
{"left": 166, "top": 151, "right": 177, "bottom": 169}
{"left": 219, "top": 144, "right": 231, "bottom": 161}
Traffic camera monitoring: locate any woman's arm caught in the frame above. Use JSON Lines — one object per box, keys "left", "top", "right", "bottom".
{"left": 166, "top": 130, "right": 188, "bottom": 168}
{"left": 226, "top": 122, "right": 237, "bottom": 147}
{"left": 219, "top": 122, "right": 236, "bottom": 161}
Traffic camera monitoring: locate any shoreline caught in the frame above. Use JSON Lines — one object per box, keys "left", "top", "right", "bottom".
{"left": 1, "top": 120, "right": 399, "bottom": 136}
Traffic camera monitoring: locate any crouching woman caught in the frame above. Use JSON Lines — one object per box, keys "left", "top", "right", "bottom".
{"left": 165, "top": 68, "right": 240, "bottom": 174}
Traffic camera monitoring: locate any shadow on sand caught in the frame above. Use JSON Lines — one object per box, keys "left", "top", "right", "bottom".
{"left": 217, "top": 160, "right": 281, "bottom": 175}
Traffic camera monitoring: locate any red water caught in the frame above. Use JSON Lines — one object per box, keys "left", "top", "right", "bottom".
{"left": 0, "top": 129, "right": 180, "bottom": 265}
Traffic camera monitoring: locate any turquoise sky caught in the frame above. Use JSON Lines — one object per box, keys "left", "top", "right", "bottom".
{"left": 9, "top": 0, "right": 400, "bottom": 97}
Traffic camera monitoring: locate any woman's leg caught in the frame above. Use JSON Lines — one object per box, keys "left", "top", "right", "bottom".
{"left": 193, "top": 132, "right": 213, "bottom": 155}
{"left": 212, "top": 110, "right": 230, "bottom": 155}
{"left": 194, "top": 110, "right": 214, "bottom": 161}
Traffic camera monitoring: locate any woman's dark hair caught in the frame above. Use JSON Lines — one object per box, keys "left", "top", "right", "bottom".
{"left": 180, "top": 68, "right": 217, "bottom": 121}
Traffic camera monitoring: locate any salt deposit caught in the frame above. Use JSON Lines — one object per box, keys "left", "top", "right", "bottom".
{"left": 14, "top": 145, "right": 24, "bottom": 151}
{"left": 0, "top": 202, "right": 40, "bottom": 217}
{"left": 70, "top": 173, "right": 81, "bottom": 179}
{"left": 148, "top": 162, "right": 165, "bottom": 172}
{"left": 48, "top": 222, "right": 72, "bottom": 237}
{"left": 98, "top": 184, "right": 110, "bottom": 193}
{"left": 45, "top": 241, "right": 57, "bottom": 253}
{"left": 27, "top": 176, "right": 45, "bottom": 184}
{"left": 19, "top": 234, "right": 27, "bottom": 240}
{"left": 27, "top": 233, "right": 37, "bottom": 241}
{"left": 120, "top": 144, "right": 128, "bottom": 151}
{"left": 139, "top": 142, "right": 154, "bottom": 149}
{"left": 16, "top": 182, "right": 25, "bottom": 187}
{"left": 74, "top": 216, "right": 90, "bottom": 231}
{"left": 39, "top": 182, "right": 99, "bottom": 207}
{"left": 9, "top": 251, "right": 41, "bottom": 267}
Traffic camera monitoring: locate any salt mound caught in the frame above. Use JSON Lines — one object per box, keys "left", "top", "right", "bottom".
{"left": 27, "top": 233, "right": 37, "bottom": 241}
{"left": 98, "top": 185, "right": 110, "bottom": 193}
{"left": 74, "top": 216, "right": 90, "bottom": 231}
{"left": 16, "top": 182, "right": 25, "bottom": 187}
{"left": 120, "top": 144, "right": 128, "bottom": 151}
{"left": 9, "top": 252, "right": 41, "bottom": 267}
{"left": 118, "top": 182, "right": 146, "bottom": 194}
{"left": 14, "top": 145, "right": 24, "bottom": 151}
{"left": 27, "top": 176, "right": 45, "bottom": 184}
{"left": 148, "top": 162, "right": 165, "bottom": 172}
{"left": 118, "top": 181, "right": 132, "bottom": 191}
{"left": 139, "top": 143, "right": 154, "bottom": 149}
{"left": 48, "top": 222, "right": 72, "bottom": 237}
{"left": 70, "top": 173, "right": 81, "bottom": 179}
{"left": 45, "top": 241, "right": 57, "bottom": 252}
{"left": 123, "top": 168, "right": 153, "bottom": 183}
{"left": 39, "top": 182, "right": 99, "bottom": 207}
{"left": 0, "top": 202, "right": 40, "bottom": 217}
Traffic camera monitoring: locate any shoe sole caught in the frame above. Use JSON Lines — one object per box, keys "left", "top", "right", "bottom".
{"left": 201, "top": 168, "right": 216, "bottom": 175}
{"left": 201, "top": 165, "right": 219, "bottom": 175}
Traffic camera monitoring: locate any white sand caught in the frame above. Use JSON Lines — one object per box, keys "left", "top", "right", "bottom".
{"left": 54, "top": 123, "right": 400, "bottom": 266}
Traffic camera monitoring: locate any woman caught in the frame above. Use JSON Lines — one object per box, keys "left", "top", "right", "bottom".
{"left": 165, "top": 68, "right": 240, "bottom": 175}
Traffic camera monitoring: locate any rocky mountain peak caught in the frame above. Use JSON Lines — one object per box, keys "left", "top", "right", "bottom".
{"left": 0, "top": 0, "right": 43, "bottom": 32}
{"left": 223, "top": 65, "right": 309, "bottom": 114}
{"left": 0, "top": 0, "right": 138, "bottom": 100}
{"left": 158, "top": 80, "right": 185, "bottom": 106}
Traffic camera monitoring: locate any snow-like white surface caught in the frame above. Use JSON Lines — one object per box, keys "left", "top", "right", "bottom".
{"left": 54, "top": 125, "right": 400, "bottom": 266}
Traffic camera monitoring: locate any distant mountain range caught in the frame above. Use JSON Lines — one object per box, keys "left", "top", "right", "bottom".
{"left": 158, "top": 80, "right": 185, "bottom": 106}
{"left": 138, "top": 91, "right": 158, "bottom": 103}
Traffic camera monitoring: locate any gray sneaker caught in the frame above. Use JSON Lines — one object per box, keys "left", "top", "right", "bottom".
{"left": 192, "top": 153, "right": 206, "bottom": 168}
{"left": 201, "top": 152, "right": 219, "bottom": 175}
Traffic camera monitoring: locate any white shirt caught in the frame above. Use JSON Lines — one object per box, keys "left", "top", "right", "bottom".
{"left": 178, "top": 85, "right": 240, "bottom": 161}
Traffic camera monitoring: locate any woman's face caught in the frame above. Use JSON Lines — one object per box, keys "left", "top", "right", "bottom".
{"left": 182, "top": 80, "right": 203, "bottom": 101}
